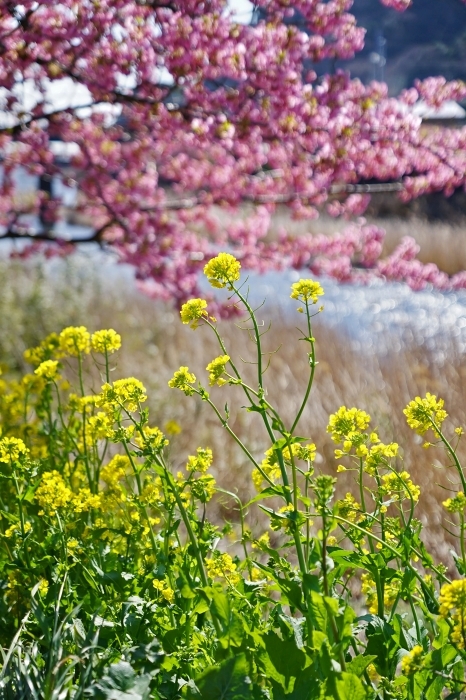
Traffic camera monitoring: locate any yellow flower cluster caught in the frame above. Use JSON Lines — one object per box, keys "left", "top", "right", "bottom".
{"left": 136, "top": 426, "right": 168, "bottom": 452}
{"left": 252, "top": 442, "right": 316, "bottom": 492}
{"left": 401, "top": 646, "right": 424, "bottom": 676}
{"left": 190, "top": 474, "right": 216, "bottom": 503}
{"left": 35, "top": 471, "right": 73, "bottom": 515}
{"left": 88, "top": 412, "right": 114, "bottom": 440}
{"left": 439, "top": 580, "right": 466, "bottom": 648}
{"left": 364, "top": 442, "right": 399, "bottom": 475}
{"left": 0, "top": 437, "right": 28, "bottom": 464}
{"left": 38, "top": 578, "right": 49, "bottom": 597}
{"left": 99, "top": 378, "right": 147, "bottom": 412}
{"left": 252, "top": 464, "right": 281, "bottom": 492}
{"left": 270, "top": 506, "right": 300, "bottom": 534}
{"left": 290, "top": 279, "right": 324, "bottom": 305}
{"left": 35, "top": 471, "right": 101, "bottom": 516}
{"left": 206, "top": 355, "right": 230, "bottom": 386}
{"left": 403, "top": 393, "right": 447, "bottom": 436}
{"left": 252, "top": 532, "right": 270, "bottom": 551}
{"left": 168, "top": 367, "right": 196, "bottom": 396}
{"left": 180, "top": 298, "right": 208, "bottom": 329}
{"left": 91, "top": 329, "right": 121, "bottom": 354}
{"left": 186, "top": 447, "right": 213, "bottom": 473}
{"left": 140, "top": 481, "right": 162, "bottom": 507}
{"left": 206, "top": 552, "right": 240, "bottom": 585}
{"left": 327, "top": 406, "right": 371, "bottom": 443}
{"left": 165, "top": 420, "right": 181, "bottom": 435}
{"left": 24, "top": 332, "right": 60, "bottom": 366}
{"left": 204, "top": 253, "right": 241, "bottom": 289}
{"left": 443, "top": 492, "right": 466, "bottom": 514}
{"left": 68, "top": 393, "right": 98, "bottom": 414}
{"left": 34, "top": 359, "right": 60, "bottom": 381}
{"left": 337, "top": 493, "right": 362, "bottom": 522}
{"left": 101, "top": 455, "right": 129, "bottom": 492}
{"left": 4, "top": 521, "right": 32, "bottom": 538}
{"left": 59, "top": 326, "right": 91, "bottom": 356}
{"left": 73, "top": 488, "right": 102, "bottom": 513}
{"left": 380, "top": 471, "right": 420, "bottom": 502}
{"left": 361, "top": 573, "right": 400, "bottom": 615}
{"left": 153, "top": 579, "right": 175, "bottom": 603}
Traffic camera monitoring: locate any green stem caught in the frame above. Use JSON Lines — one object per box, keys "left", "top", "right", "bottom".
{"left": 433, "top": 419, "right": 466, "bottom": 493}
{"left": 122, "top": 442, "right": 158, "bottom": 556}
{"left": 13, "top": 472, "right": 30, "bottom": 568}
{"left": 162, "top": 469, "right": 222, "bottom": 636}
{"left": 290, "top": 303, "right": 316, "bottom": 434}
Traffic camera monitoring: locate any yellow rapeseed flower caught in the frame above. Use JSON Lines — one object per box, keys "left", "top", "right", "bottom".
{"left": 99, "top": 377, "right": 147, "bottom": 412}
{"left": 206, "top": 552, "right": 240, "bottom": 585}
{"left": 73, "top": 488, "right": 101, "bottom": 513}
{"left": 168, "top": 367, "right": 196, "bottom": 396}
{"left": 191, "top": 474, "right": 216, "bottom": 503}
{"left": 91, "top": 329, "right": 121, "bottom": 354}
{"left": 443, "top": 492, "right": 466, "bottom": 514}
{"left": 23, "top": 332, "right": 60, "bottom": 366}
{"left": 59, "top": 326, "right": 91, "bottom": 356}
{"left": 180, "top": 298, "right": 208, "bottom": 329}
{"left": 165, "top": 420, "right": 181, "bottom": 435}
{"left": 337, "top": 493, "right": 361, "bottom": 522}
{"left": 327, "top": 406, "right": 371, "bottom": 443}
{"left": 403, "top": 393, "right": 447, "bottom": 436}
{"left": 136, "top": 426, "right": 168, "bottom": 451}
{"left": 206, "top": 355, "right": 230, "bottom": 386}
{"left": 186, "top": 447, "right": 213, "bottom": 473}
{"left": 401, "top": 646, "right": 424, "bottom": 676}
{"left": 88, "top": 412, "right": 114, "bottom": 440}
{"left": 290, "top": 279, "right": 324, "bottom": 305}
{"left": 101, "top": 455, "right": 130, "bottom": 490}
{"left": 380, "top": 470, "right": 420, "bottom": 502}
{"left": 439, "top": 580, "right": 466, "bottom": 648}
{"left": 0, "top": 437, "right": 28, "bottom": 464}
{"left": 35, "top": 471, "right": 72, "bottom": 516}
{"left": 204, "top": 253, "right": 241, "bottom": 289}
{"left": 34, "top": 359, "right": 60, "bottom": 381}
{"left": 153, "top": 579, "right": 175, "bottom": 603}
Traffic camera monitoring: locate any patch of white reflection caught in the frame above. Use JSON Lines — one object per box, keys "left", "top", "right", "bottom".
{"left": 200, "top": 269, "right": 466, "bottom": 359}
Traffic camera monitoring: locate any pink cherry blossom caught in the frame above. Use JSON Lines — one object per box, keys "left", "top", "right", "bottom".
{"left": 0, "top": 0, "right": 465, "bottom": 308}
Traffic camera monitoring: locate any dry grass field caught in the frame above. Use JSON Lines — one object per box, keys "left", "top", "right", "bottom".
{"left": 1, "top": 246, "right": 466, "bottom": 564}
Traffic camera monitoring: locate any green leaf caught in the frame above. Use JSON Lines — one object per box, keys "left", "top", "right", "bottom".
{"left": 309, "top": 591, "right": 327, "bottom": 632}
{"left": 425, "top": 676, "right": 447, "bottom": 700}
{"left": 87, "top": 661, "right": 152, "bottom": 700}
{"left": 260, "top": 632, "right": 306, "bottom": 692}
{"left": 245, "top": 486, "right": 286, "bottom": 508}
{"left": 334, "top": 673, "right": 367, "bottom": 700}
{"left": 346, "top": 655, "right": 377, "bottom": 677}
{"left": 209, "top": 588, "right": 231, "bottom": 626}
{"left": 275, "top": 577, "right": 303, "bottom": 611}
{"left": 186, "top": 653, "right": 253, "bottom": 700}
{"left": 246, "top": 403, "right": 266, "bottom": 414}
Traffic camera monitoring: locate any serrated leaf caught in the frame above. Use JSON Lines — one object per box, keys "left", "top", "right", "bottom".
{"left": 334, "top": 673, "right": 367, "bottom": 700}
{"left": 260, "top": 632, "right": 306, "bottom": 692}
{"left": 346, "top": 655, "right": 377, "bottom": 677}
{"left": 186, "top": 653, "right": 253, "bottom": 700}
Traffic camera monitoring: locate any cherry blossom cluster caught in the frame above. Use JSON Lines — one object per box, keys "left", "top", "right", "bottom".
{"left": 0, "top": 0, "right": 465, "bottom": 307}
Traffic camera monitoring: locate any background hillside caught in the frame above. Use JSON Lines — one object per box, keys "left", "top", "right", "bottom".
{"left": 347, "top": 0, "right": 466, "bottom": 94}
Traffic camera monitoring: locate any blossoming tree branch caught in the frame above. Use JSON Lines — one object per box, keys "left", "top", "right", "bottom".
{"left": 0, "top": 0, "right": 466, "bottom": 305}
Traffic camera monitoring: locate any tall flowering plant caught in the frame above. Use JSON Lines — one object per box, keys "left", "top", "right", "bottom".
{"left": 1, "top": 1, "right": 466, "bottom": 304}
{"left": 1, "top": 253, "right": 466, "bottom": 696}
